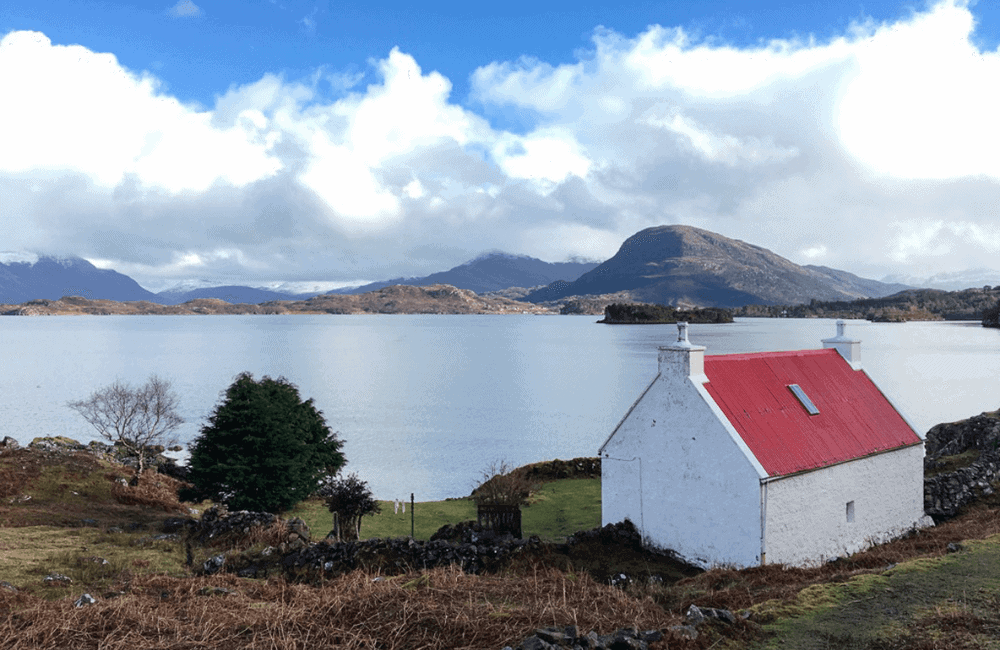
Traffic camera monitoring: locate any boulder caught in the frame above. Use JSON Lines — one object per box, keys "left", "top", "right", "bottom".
{"left": 43, "top": 573, "right": 72, "bottom": 585}
{"left": 74, "top": 593, "right": 96, "bottom": 607}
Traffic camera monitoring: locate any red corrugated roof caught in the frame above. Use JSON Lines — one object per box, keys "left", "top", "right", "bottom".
{"left": 703, "top": 348, "right": 921, "bottom": 477}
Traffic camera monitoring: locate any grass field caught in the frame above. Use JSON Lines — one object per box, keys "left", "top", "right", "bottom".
{"left": 287, "top": 478, "right": 602, "bottom": 541}
{"left": 753, "top": 535, "right": 1000, "bottom": 649}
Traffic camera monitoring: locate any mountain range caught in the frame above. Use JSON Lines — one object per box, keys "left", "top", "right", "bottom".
{"left": 523, "top": 226, "right": 912, "bottom": 307}
{"left": 0, "top": 252, "right": 600, "bottom": 305}
{"left": 1, "top": 227, "right": 915, "bottom": 307}
{"left": 327, "top": 252, "right": 600, "bottom": 295}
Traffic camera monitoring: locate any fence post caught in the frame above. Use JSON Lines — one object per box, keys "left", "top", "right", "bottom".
{"left": 410, "top": 492, "right": 415, "bottom": 539}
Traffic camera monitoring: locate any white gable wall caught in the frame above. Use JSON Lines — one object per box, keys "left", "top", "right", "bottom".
{"left": 763, "top": 443, "right": 925, "bottom": 566}
{"left": 602, "top": 370, "right": 764, "bottom": 568}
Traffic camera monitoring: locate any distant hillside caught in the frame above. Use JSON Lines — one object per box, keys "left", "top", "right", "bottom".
{"left": 735, "top": 286, "right": 1000, "bottom": 321}
{"left": 0, "top": 255, "right": 157, "bottom": 304}
{"left": 804, "top": 265, "right": 912, "bottom": 298}
{"left": 524, "top": 226, "right": 912, "bottom": 308}
{"left": 0, "top": 285, "right": 558, "bottom": 316}
{"left": 155, "top": 285, "right": 315, "bottom": 305}
{"left": 331, "top": 252, "right": 599, "bottom": 295}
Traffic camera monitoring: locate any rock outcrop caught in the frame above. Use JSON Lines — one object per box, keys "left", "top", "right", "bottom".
{"left": 24, "top": 436, "right": 188, "bottom": 479}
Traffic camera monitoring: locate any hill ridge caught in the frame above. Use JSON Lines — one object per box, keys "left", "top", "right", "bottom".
{"left": 526, "top": 225, "right": 910, "bottom": 307}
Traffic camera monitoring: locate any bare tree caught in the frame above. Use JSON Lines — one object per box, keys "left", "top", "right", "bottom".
{"left": 68, "top": 374, "right": 183, "bottom": 483}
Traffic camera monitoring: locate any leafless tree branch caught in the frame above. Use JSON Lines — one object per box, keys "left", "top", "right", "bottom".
{"left": 68, "top": 374, "right": 183, "bottom": 483}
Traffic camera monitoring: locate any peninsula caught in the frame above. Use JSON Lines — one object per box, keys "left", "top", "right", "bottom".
{"left": 0, "top": 285, "right": 559, "bottom": 316}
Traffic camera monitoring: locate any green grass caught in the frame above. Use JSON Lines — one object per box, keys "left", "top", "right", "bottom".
{"left": 522, "top": 478, "right": 601, "bottom": 540}
{"left": 288, "top": 497, "right": 478, "bottom": 541}
{"left": 757, "top": 535, "right": 1000, "bottom": 649}
{"left": 287, "top": 478, "right": 601, "bottom": 542}
{"left": 0, "top": 526, "right": 189, "bottom": 598}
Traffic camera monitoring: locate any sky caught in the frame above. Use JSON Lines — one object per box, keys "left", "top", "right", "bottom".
{"left": 1, "top": 0, "right": 1000, "bottom": 292}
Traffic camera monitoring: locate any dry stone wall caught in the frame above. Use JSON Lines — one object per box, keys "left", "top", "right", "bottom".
{"left": 923, "top": 413, "right": 1000, "bottom": 520}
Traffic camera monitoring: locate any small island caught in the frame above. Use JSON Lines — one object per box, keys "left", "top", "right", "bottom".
{"left": 598, "top": 302, "right": 734, "bottom": 324}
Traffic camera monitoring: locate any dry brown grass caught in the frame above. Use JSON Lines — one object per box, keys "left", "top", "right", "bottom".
{"left": 0, "top": 449, "right": 43, "bottom": 499}
{"left": 109, "top": 472, "right": 190, "bottom": 513}
{"left": 0, "top": 566, "right": 677, "bottom": 650}
{"left": 0, "top": 447, "right": 190, "bottom": 528}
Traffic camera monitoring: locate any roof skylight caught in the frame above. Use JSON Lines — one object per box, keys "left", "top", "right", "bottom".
{"left": 788, "top": 384, "right": 820, "bottom": 415}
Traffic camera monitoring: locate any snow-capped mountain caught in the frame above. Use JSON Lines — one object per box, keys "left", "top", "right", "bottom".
{"left": 0, "top": 254, "right": 158, "bottom": 304}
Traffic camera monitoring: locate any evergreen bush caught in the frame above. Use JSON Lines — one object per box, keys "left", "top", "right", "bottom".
{"left": 184, "top": 373, "right": 345, "bottom": 513}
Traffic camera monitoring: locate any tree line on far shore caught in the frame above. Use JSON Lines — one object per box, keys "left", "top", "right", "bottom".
{"left": 598, "top": 286, "right": 1000, "bottom": 327}
{"left": 734, "top": 286, "right": 1000, "bottom": 323}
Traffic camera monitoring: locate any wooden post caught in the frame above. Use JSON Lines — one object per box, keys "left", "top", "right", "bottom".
{"left": 410, "top": 493, "right": 415, "bottom": 538}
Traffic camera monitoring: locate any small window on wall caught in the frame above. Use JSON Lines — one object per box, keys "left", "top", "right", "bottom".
{"left": 846, "top": 501, "right": 856, "bottom": 523}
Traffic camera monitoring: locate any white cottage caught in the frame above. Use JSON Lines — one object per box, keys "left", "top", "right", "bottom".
{"left": 600, "top": 321, "right": 929, "bottom": 568}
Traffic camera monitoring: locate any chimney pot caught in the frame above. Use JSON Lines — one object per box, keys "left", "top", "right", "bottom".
{"left": 659, "top": 322, "right": 707, "bottom": 381}
{"left": 822, "top": 320, "right": 861, "bottom": 368}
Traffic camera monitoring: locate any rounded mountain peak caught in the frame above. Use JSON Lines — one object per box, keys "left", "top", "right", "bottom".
{"left": 615, "top": 225, "right": 754, "bottom": 262}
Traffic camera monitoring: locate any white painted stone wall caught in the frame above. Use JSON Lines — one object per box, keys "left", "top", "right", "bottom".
{"left": 601, "top": 355, "right": 764, "bottom": 568}
{"left": 763, "top": 443, "right": 925, "bottom": 566}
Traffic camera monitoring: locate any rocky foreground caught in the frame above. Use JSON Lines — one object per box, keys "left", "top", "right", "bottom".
{"left": 0, "top": 284, "right": 642, "bottom": 316}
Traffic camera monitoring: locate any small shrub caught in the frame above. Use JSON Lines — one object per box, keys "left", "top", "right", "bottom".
{"left": 317, "top": 473, "right": 380, "bottom": 541}
{"left": 472, "top": 461, "right": 535, "bottom": 507}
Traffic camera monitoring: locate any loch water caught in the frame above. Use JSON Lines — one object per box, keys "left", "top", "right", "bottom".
{"left": 1, "top": 315, "right": 997, "bottom": 500}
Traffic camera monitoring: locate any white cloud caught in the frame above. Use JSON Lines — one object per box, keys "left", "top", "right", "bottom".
{"left": 298, "top": 132, "right": 402, "bottom": 227}
{"left": 642, "top": 109, "right": 800, "bottom": 166}
{"left": 888, "top": 219, "right": 1000, "bottom": 264}
{"left": 471, "top": 58, "right": 584, "bottom": 112}
{"left": 837, "top": 1, "right": 1000, "bottom": 179}
{"left": 0, "top": 31, "right": 280, "bottom": 192}
{"left": 167, "top": 1, "right": 202, "bottom": 18}
{"left": 402, "top": 180, "right": 425, "bottom": 199}
{"left": 492, "top": 128, "right": 592, "bottom": 188}
{"left": 800, "top": 245, "right": 829, "bottom": 260}
{"left": 3, "top": 1, "right": 1000, "bottom": 289}
{"left": 300, "top": 10, "right": 317, "bottom": 35}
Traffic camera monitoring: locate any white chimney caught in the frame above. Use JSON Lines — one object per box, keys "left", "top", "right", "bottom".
{"left": 658, "top": 322, "right": 707, "bottom": 381}
{"left": 822, "top": 320, "right": 861, "bottom": 369}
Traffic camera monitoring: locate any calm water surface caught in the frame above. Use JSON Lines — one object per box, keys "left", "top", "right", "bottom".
{"left": 1, "top": 316, "right": 997, "bottom": 500}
